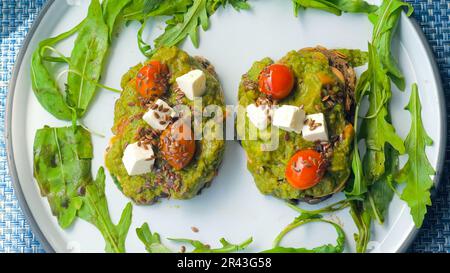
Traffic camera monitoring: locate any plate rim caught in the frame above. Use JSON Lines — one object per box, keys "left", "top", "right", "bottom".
{"left": 4, "top": 0, "right": 447, "bottom": 253}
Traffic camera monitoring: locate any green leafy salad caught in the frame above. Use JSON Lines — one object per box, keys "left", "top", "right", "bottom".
{"left": 30, "top": 0, "right": 436, "bottom": 253}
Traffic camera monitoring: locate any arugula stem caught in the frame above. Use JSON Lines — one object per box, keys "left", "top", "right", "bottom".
{"left": 42, "top": 45, "right": 122, "bottom": 94}
{"left": 273, "top": 218, "right": 316, "bottom": 248}
{"left": 56, "top": 69, "right": 122, "bottom": 93}
{"left": 272, "top": 218, "right": 343, "bottom": 250}
{"left": 137, "top": 19, "right": 153, "bottom": 57}
{"left": 78, "top": 121, "right": 106, "bottom": 138}
{"left": 41, "top": 45, "right": 71, "bottom": 64}
{"left": 287, "top": 196, "right": 363, "bottom": 215}
{"left": 359, "top": 94, "right": 387, "bottom": 119}
{"left": 42, "top": 56, "right": 70, "bottom": 63}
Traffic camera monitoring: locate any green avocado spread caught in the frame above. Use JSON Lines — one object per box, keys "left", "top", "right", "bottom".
{"left": 105, "top": 47, "right": 225, "bottom": 204}
{"left": 237, "top": 48, "right": 366, "bottom": 201}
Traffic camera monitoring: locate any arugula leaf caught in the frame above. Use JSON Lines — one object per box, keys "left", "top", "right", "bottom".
{"left": 102, "top": 0, "right": 133, "bottom": 40}
{"left": 346, "top": 0, "right": 415, "bottom": 252}
{"left": 78, "top": 167, "right": 133, "bottom": 253}
{"left": 155, "top": 0, "right": 249, "bottom": 49}
{"left": 345, "top": 1, "right": 409, "bottom": 194}
{"left": 349, "top": 145, "right": 398, "bottom": 252}
{"left": 132, "top": 0, "right": 249, "bottom": 56}
{"left": 136, "top": 223, "right": 172, "bottom": 253}
{"left": 348, "top": 44, "right": 404, "bottom": 250}
{"left": 208, "top": 0, "right": 250, "bottom": 12}
{"left": 369, "top": 0, "right": 413, "bottom": 90}
{"left": 365, "top": 146, "right": 397, "bottom": 224}
{"left": 349, "top": 200, "right": 371, "bottom": 253}
{"left": 66, "top": 0, "right": 109, "bottom": 118}
{"left": 155, "top": 0, "right": 209, "bottom": 48}
{"left": 359, "top": 43, "right": 405, "bottom": 183}
{"left": 30, "top": 22, "right": 83, "bottom": 121}
{"left": 349, "top": 146, "right": 367, "bottom": 195}
{"left": 292, "top": 0, "right": 377, "bottom": 16}
{"left": 32, "top": 0, "right": 128, "bottom": 120}
{"left": 137, "top": 19, "right": 153, "bottom": 57}
{"left": 123, "top": 0, "right": 192, "bottom": 21}
{"left": 396, "top": 84, "right": 435, "bottom": 228}
{"left": 262, "top": 214, "right": 345, "bottom": 253}
{"left": 169, "top": 237, "right": 253, "bottom": 253}
{"left": 134, "top": 1, "right": 193, "bottom": 56}
{"left": 33, "top": 126, "right": 92, "bottom": 228}
{"left": 347, "top": 71, "right": 370, "bottom": 196}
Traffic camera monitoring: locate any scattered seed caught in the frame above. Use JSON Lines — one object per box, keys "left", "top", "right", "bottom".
{"left": 191, "top": 227, "right": 199, "bottom": 233}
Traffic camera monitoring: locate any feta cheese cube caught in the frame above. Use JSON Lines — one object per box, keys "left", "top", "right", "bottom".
{"left": 246, "top": 104, "right": 272, "bottom": 130}
{"left": 272, "top": 105, "right": 305, "bottom": 133}
{"left": 176, "top": 69, "right": 206, "bottom": 100}
{"left": 302, "top": 113, "right": 329, "bottom": 142}
{"left": 143, "top": 99, "right": 177, "bottom": 131}
{"left": 122, "top": 142, "right": 155, "bottom": 176}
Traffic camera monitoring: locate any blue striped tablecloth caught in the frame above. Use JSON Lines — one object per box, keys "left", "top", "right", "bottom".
{"left": 0, "top": 0, "right": 449, "bottom": 253}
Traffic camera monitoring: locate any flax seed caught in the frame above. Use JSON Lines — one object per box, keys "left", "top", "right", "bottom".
{"left": 191, "top": 227, "right": 199, "bottom": 233}
{"left": 285, "top": 133, "right": 290, "bottom": 141}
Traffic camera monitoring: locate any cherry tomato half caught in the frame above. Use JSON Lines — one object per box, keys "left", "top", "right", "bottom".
{"left": 258, "top": 64, "right": 294, "bottom": 100}
{"left": 160, "top": 122, "right": 196, "bottom": 171}
{"left": 136, "top": 61, "right": 169, "bottom": 99}
{"left": 285, "top": 149, "right": 326, "bottom": 190}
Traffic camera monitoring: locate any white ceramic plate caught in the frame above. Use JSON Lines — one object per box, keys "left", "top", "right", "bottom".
{"left": 6, "top": 0, "right": 446, "bottom": 253}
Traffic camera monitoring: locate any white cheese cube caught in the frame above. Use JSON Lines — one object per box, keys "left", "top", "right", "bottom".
{"left": 143, "top": 99, "right": 177, "bottom": 131}
{"left": 176, "top": 69, "right": 206, "bottom": 100}
{"left": 122, "top": 142, "right": 155, "bottom": 176}
{"left": 272, "top": 105, "right": 305, "bottom": 134}
{"left": 246, "top": 104, "right": 272, "bottom": 130}
{"left": 302, "top": 113, "right": 329, "bottom": 142}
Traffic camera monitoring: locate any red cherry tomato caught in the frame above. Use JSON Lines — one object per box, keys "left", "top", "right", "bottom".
{"left": 160, "top": 122, "right": 196, "bottom": 171}
{"left": 285, "top": 149, "right": 326, "bottom": 190}
{"left": 136, "top": 61, "right": 169, "bottom": 99}
{"left": 258, "top": 64, "right": 294, "bottom": 100}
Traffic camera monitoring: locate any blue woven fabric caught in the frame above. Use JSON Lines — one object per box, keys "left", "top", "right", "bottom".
{"left": 0, "top": 0, "right": 448, "bottom": 253}
{"left": 406, "top": 0, "right": 450, "bottom": 253}
{"left": 0, "top": 0, "right": 46, "bottom": 253}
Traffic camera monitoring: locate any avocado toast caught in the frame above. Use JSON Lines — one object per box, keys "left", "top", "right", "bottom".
{"left": 105, "top": 47, "right": 225, "bottom": 205}
{"left": 237, "top": 47, "right": 366, "bottom": 203}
